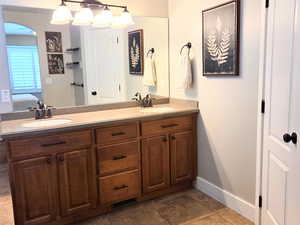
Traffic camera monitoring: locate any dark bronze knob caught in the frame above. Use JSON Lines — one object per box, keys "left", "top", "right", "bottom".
{"left": 46, "top": 158, "right": 52, "bottom": 164}
{"left": 58, "top": 155, "right": 65, "bottom": 162}
{"left": 283, "top": 132, "right": 297, "bottom": 144}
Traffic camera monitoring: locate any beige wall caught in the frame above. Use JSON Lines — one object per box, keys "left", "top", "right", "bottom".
{"left": 168, "top": 0, "right": 261, "bottom": 204}
{"left": 0, "top": 6, "right": 13, "bottom": 113}
{"left": 0, "top": 0, "right": 168, "bottom": 17}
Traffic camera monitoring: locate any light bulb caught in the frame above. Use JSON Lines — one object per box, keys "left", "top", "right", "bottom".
{"left": 73, "top": 7, "right": 94, "bottom": 26}
{"left": 93, "top": 6, "right": 113, "bottom": 27}
{"left": 120, "top": 8, "right": 134, "bottom": 26}
{"left": 51, "top": 4, "right": 73, "bottom": 25}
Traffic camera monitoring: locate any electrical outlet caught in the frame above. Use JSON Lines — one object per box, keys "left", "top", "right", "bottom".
{"left": 1, "top": 89, "right": 11, "bottom": 103}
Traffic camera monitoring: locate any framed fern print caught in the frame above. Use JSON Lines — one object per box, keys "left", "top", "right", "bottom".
{"left": 202, "top": 0, "right": 240, "bottom": 76}
{"left": 128, "top": 29, "right": 144, "bottom": 75}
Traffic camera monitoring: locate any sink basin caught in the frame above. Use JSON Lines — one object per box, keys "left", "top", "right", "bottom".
{"left": 22, "top": 119, "right": 72, "bottom": 128}
{"left": 139, "top": 107, "right": 175, "bottom": 113}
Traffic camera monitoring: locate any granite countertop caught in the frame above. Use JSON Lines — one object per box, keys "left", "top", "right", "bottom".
{"left": 0, "top": 103, "right": 199, "bottom": 139}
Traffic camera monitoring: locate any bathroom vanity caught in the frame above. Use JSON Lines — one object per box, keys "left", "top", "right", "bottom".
{"left": 2, "top": 105, "right": 198, "bottom": 225}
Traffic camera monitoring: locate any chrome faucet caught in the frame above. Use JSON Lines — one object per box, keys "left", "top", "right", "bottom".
{"left": 30, "top": 101, "right": 54, "bottom": 120}
{"left": 132, "top": 92, "right": 154, "bottom": 108}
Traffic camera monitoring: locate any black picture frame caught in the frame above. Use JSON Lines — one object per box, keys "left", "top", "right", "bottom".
{"left": 45, "top": 31, "right": 63, "bottom": 53}
{"left": 128, "top": 29, "right": 144, "bottom": 75}
{"left": 202, "top": 0, "right": 240, "bottom": 76}
{"left": 47, "top": 54, "right": 65, "bottom": 74}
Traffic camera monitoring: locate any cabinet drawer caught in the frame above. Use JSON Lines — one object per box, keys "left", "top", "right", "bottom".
{"left": 141, "top": 116, "right": 193, "bottom": 136}
{"left": 97, "top": 141, "right": 140, "bottom": 176}
{"left": 9, "top": 130, "right": 92, "bottom": 160}
{"left": 99, "top": 170, "right": 140, "bottom": 204}
{"left": 96, "top": 123, "right": 138, "bottom": 145}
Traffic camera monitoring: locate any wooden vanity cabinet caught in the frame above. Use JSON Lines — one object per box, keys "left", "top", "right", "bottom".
{"left": 8, "top": 130, "right": 97, "bottom": 225}
{"left": 7, "top": 114, "right": 197, "bottom": 225}
{"left": 57, "top": 149, "right": 97, "bottom": 217}
{"left": 96, "top": 122, "right": 141, "bottom": 205}
{"left": 170, "top": 131, "right": 194, "bottom": 185}
{"left": 12, "top": 157, "right": 58, "bottom": 225}
{"left": 142, "top": 135, "right": 170, "bottom": 193}
{"left": 141, "top": 115, "right": 197, "bottom": 195}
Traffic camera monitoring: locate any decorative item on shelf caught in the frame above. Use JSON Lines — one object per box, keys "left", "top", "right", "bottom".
{"left": 45, "top": 31, "right": 63, "bottom": 53}
{"left": 146, "top": 48, "right": 155, "bottom": 58}
{"left": 128, "top": 29, "right": 144, "bottom": 75}
{"left": 180, "top": 42, "right": 192, "bottom": 55}
{"left": 70, "top": 82, "right": 84, "bottom": 87}
{"left": 202, "top": 0, "right": 240, "bottom": 76}
{"left": 66, "top": 62, "right": 80, "bottom": 68}
{"left": 65, "top": 47, "right": 80, "bottom": 53}
{"left": 47, "top": 54, "right": 65, "bottom": 74}
{"left": 51, "top": 0, "right": 134, "bottom": 29}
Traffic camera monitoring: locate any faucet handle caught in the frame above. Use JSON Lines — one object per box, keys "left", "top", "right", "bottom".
{"left": 37, "top": 100, "right": 45, "bottom": 110}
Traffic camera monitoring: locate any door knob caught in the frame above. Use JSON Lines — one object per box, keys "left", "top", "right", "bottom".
{"left": 283, "top": 132, "right": 297, "bottom": 144}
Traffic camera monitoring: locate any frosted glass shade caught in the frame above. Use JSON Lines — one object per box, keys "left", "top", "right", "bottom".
{"left": 72, "top": 8, "right": 94, "bottom": 26}
{"left": 120, "top": 10, "right": 134, "bottom": 26}
{"left": 51, "top": 5, "right": 73, "bottom": 25}
{"left": 93, "top": 8, "right": 113, "bottom": 27}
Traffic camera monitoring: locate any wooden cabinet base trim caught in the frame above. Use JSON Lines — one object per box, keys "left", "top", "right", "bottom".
{"left": 138, "top": 181, "right": 193, "bottom": 202}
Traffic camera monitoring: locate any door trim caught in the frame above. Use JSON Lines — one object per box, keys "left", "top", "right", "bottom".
{"left": 255, "top": 1, "right": 271, "bottom": 225}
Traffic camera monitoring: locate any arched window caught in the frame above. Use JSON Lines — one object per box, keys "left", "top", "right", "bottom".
{"left": 4, "top": 23, "right": 41, "bottom": 94}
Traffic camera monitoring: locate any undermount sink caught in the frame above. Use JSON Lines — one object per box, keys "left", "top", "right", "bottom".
{"left": 21, "top": 119, "right": 72, "bottom": 128}
{"left": 139, "top": 107, "right": 176, "bottom": 113}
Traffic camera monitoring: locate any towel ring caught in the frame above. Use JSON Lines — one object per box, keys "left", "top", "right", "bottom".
{"left": 180, "top": 42, "right": 192, "bottom": 55}
{"left": 147, "top": 48, "right": 155, "bottom": 57}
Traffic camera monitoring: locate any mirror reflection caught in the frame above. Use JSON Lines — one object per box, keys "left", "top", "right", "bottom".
{"left": 3, "top": 7, "right": 169, "bottom": 112}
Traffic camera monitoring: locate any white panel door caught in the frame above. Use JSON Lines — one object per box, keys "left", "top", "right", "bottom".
{"left": 82, "top": 28, "right": 124, "bottom": 105}
{"left": 262, "top": 0, "right": 300, "bottom": 225}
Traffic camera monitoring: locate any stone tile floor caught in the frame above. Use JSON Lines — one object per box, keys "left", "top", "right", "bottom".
{"left": 0, "top": 164, "right": 254, "bottom": 225}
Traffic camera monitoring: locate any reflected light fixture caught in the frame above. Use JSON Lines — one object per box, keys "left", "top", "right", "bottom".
{"left": 51, "top": 0, "right": 134, "bottom": 28}
{"left": 120, "top": 8, "right": 134, "bottom": 26}
{"left": 93, "top": 6, "right": 113, "bottom": 27}
{"left": 51, "top": 1, "right": 73, "bottom": 24}
{"left": 73, "top": 6, "right": 94, "bottom": 26}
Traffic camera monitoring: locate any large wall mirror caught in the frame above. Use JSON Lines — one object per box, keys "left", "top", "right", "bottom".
{"left": 2, "top": 6, "right": 169, "bottom": 112}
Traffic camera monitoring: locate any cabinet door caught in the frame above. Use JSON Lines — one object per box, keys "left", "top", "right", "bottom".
{"left": 57, "top": 149, "right": 96, "bottom": 216}
{"left": 142, "top": 135, "right": 170, "bottom": 193}
{"left": 12, "top": 157, "right": 57, "bottom": 225}
{"left": 170, "top": 131, "right": 193, "bottom": 185}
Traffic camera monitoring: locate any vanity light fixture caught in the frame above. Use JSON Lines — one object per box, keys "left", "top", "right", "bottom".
{"left": 120, "top": 8, "right": 134, "bottom": 26}
{"left": 51, "top": 0, "right": 134, "bottom": 28}
{"left": 51, "top": 1, "right": 73, "bottom": 24}
{"left": 72, "top": 6, "right": 94, "bottom": 26}
{"left": 93, "top": 6, "right": 113, "bottom": 27}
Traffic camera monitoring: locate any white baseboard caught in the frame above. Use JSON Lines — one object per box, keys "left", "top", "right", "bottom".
{"left": 194, "top": 177, "right": 255, "bottom": 222}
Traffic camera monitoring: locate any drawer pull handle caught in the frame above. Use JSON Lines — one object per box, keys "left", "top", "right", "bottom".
{"left": 58, "top": 155, "right": 65, "bottom": 162}
{"left": 114, "top": 185, "right": 128, "bottom": 190}
{"left": 113, "top": 155, "right": 127, "bottom": 160}
{"left": 161, "top": 124, "right": 179, "bottom": 129}
{"left": 41, "top": 141, "right": 66, "bottom": 147}
{"left": 111, "top": 132, "right": 126, "bottom": 137}
{"left": 46, "top": 158, "right": 52, "bottom": 164}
